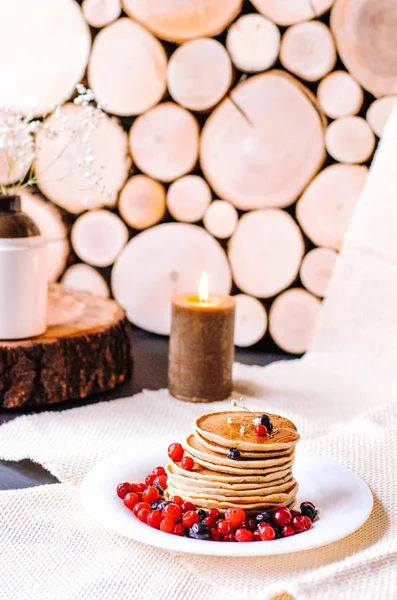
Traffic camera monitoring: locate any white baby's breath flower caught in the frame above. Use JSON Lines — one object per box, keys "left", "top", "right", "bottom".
{"left": 231, "top": 399, "right": 238, "bottom": 407}
{"left": 227, "top": 417, "right": 233, "bottom": 425}
{"left": 253, "top": 417, "right": 261, "bottom": 426}
{"left": 240, "top": 426, "right": 245, "bottom": 434}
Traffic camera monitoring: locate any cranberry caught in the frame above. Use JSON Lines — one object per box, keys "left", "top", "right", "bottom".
{"left": 235, "top": 528, "right": 254, "bottom": 542}
{"left": 137, "top": 507, "right": 150, "bottom": 523}
{"left": 153, "top": 475, "right": 167, "bottom": 490}
{"left": 222, "top": 534, "right": 236, "bottom": 542}
{"left": 253, "top": 530, "right": 262, "bottom": 541}
{"left": 182, "top": 510, "right": 200, "bottom": 528}
{"left": 153, "top": 466, "right": 166, "bottom": 477}
{"left": 224, "top": 507, "right": 246, "bottom": 527}
{"left": 217, "top": 520, "right": 233, "bottom": 535}
{"left": 180, "top": 456, "right": 195, "bottom": 471}
{"left": 116, "top": 482, "right": 131, "bottom": 499}
{"left": 258, "top": 523, "right": 275, "bottom": 541}
{"left": 142, "top": 487, "right": 159, "bottom": 504}
{"left": 173, "top": 523, "right": 186, "bottom": 537}
{"left": 273, "top": 507, "right": 292, "bottom": 527}
{"left": 162, "top": 503, "right": 181, "bottom": 523}
{"left": 254, "top": 424, "right": 267, "bottom": 436}
{"left": 293, "top": 515, "right": 312, "bottom": 533}
{"left": 241, "top": 518, "right": 256, "bottom": 531}
{"left": 147, "top": 510, "right": 163, "bottom": 529}
{"left": 160, "top": 517, "right": 175, "bottom": 534}
{"left": 133, "top": 501, "right": 150, "bottom": 517}
{"left": 207, "top": 508, "right": 220, "bottom": 521}
{"left": 168, "top": 443, "right": 184, "bottom": 462}
{"left": 202, "top": 517, "right": 216, "bottom": 529}
{"left": 145, "top": 474, "right": 156, "bottom": 486}
{"left": 181, "top": 501, "right": 196, "bottom": 513}
{"left": 210, "top": 528, "right": 222, "bottom": 541}
{"left": 123, "top": 492, "right": 139, "bottom": 510}
{"left": 170, "top": 495, "right": 184, "bottom": 507}
{"left": 282, "top": 524, "right": 296, "bottom": 537}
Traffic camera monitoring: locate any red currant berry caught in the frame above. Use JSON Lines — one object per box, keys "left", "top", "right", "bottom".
{"left": 254, "top": 424, "right": 267, "bottom": 436}
{"left": 182, "top": 510, "right": 200, "bottom": 528}
{"left": 136, "top": 483, "right": 146, "bottom": 493}
{"left": 180, "top": 456, "right": 195, "bottom": 471}
{"left": 116, "top": 482, "right": 131, "bottom": 499}
{"left": 290, "top": 509, "right": 301, "bottom": 519}
{"left": 253, "top": 530, "right": 261, "bottom": 541}
{"left": 222, "top": 534, "right": 236, "bottom": 542}
{"left": 224, "top": 507, "right": 246, "bottom": 527}
{"left": 210, "top": 528, "right": 222, "bottom": 541}
{"left": 137, "top": 507, "right": 150, "bottom": 523}
{"left": 160, "top": 517, "right": 175, "bottom": 534}
{"left": 133, "top": 501, "right": 150, "bottom": 517}
{"left": 235, "top": 528, "right": 254, "bottom": 542}
{"left": 181, "top": 501, "right": 196, "bottom": 513}
{"left": 207, "top": 508, "right": 220, "bottom": 521}
{"left": 258, "top": 523, "right": 276, "bottom": 541}
{"left": 162, "top": 503, "right": 181, "bottom": 523}
{"left": 129, "top": 483, "right": 141, "bottom": 494}
{"left": 217, "top": 520, "right": 233, "bottom": 535}
{"left": 153, "top": 475, "right": 167, "bottom": 490}
{"left": 123, "top": 492, "right": 139, "bottom": 510}
{"left": 147, "top": 510, "right": 163, "bottom": 529}
{"left": 145, "top": 474, "right": 156, "bottom": 486}
{"left": 281, "top": 524, "right": 296, "bottom": 537}
{"left": 293, "top": 515, "right": 312, "bottom": 533}
{"left": 202, "top": 517, "right": 216, "bottom": 529}
{"left": 241, "top": 518, "right": 256, "bottom": 531}
{"left": 273, "top": 507, "right": 292, "bottom": 527}
{"left": 168, "top": 443, "right": 184, "bottom": 462}
{"left": 173, "top": 523, "right": 186, "bottom": 537}
{"left": 170, "top": 495, "right": 184, "bottom": 507}
{"left": 153, "top": 466, "right": 166, "bottom": 477}
{"left": 142, "top": 486, "right": 159, "bottom": 504}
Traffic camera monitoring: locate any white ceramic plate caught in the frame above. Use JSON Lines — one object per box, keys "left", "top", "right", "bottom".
{"left": 80, "top": 445, "right": 373, "bottom": 556}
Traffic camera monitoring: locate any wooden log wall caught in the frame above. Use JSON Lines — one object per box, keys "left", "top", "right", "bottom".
{"left": 3, "top": 0, "right": 397, "bottom": 354}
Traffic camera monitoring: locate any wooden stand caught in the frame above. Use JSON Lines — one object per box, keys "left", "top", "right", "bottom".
{"left": 0, "top": 284, "right": 132, "bottom": 409}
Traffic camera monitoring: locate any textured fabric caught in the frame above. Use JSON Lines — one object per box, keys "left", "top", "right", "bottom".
{"left": 2, "top": 107, "right": 397, "bottom": 600}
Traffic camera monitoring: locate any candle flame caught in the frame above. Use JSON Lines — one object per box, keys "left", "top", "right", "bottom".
{"left": 198, "top": 272, "right": 209, "bottom": 303}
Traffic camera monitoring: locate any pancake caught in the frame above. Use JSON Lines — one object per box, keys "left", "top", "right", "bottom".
{"left": 185, "top": 434, "right": 294, "bottom": 469}
{"left": 183, "top": 450, "right": 295, "bottom": 475}
{"left": 166, "top": 476, "right": 296, "bottom": 497}
{"left": 195, "top": 432, "right": 293, "bottom": 459}
{"left": 167, "top": 458, "right": 294, "bottom": 484}
{"left": 195, "top": 411, "right": 300, "bottom": 452}
{"left": 166, "top": 481, "right": 298, "bottom": 505}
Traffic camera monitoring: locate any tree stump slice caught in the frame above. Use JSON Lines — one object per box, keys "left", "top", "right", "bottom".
{"left": 61, "top": 264, "right": 110, "bottom": 298}
{"left": 82, "top": 0, "right": 121, "bottom": 28}
{"left": 0, "top": 284, "right": 132, "bottom": 408}
{"left": 167, "top": 175, "right": 212, "bottom": 223}
{"left": 251, "top": 0, "right": 335, "bottom": 26}
{"left": 118, "top": 175, "right": 166, "bottom": 230}
{"left": 200, "top": 71, "right": 325, "bottom": 210}
{"left": 331, "top": 0, "right": 397, "bottom": 97}
{"left": 203, "top": 200, "right": 238, "bottom": 239}
{"left": 317, "top": 71, "right": 364, "bottom": 119}
{"left": 234, "top": 294, "right": 268, "bottom": 348}
{"left": 300, "top": 247, "right": 337, "bottom": 297}
{"left": 367, "top": 96, "right": 397, "bottom": 138}
{"left": 121, "top": 0, "right": 243, "bottom": 43}
{"left": 226, "top": 14, "right": 280, "bottom": 73}
{"left": 325, "top": 116, "right": 375, "bottom": 164}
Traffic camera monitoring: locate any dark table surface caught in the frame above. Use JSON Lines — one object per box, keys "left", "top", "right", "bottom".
{"left": 0, "top": 330, "right": 285, "bottom": 491}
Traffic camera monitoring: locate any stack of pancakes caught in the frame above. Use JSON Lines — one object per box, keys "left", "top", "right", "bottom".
{"left": 165, "top": 411, "right": 300, "bottom": 513}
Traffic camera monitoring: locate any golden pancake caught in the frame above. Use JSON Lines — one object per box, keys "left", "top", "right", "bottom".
{"left": 166, "top": 475, "right": 296, "bottom": 497}
{"left": 166, "top": 481, "right": 298, "bottom": 505}
{"left": 195, "top": 432, "right": 292, "bottom": 459}
{"left": 167, "top": 458, "right": 294, "bottom": 484}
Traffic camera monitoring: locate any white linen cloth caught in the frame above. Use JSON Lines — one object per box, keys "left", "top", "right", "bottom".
{"left": 2, "top": 107, "right": 397, "bottom": 600}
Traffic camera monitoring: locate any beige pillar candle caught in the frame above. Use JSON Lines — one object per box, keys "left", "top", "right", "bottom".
{"left": 168, "top": 273, "right": 235, "bottom": 402}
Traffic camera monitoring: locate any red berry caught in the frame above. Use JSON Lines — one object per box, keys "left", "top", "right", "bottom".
{"left": 290, "top": 509, "right": 301, "bottom": 519}
{"left": 137, "top": 507, "right": 150, "bottom": 523}
{"left": 160, "top": 517, "right": 175, "bottom": 533}
{"left": 253, "top": 530, "right": 262, "bottom": 541}
{"left": 147, "top": 510, "right": 163, "bottom": 529}
{"left": 142, "top": 486, "right": 159, "bottom": 504}
{"left": 225, "top": 507, "right": 246, "bottom": 527}
{"left": 202, "top": 517, "right": 216, "bottom": 529}
{"left": 129, "top": 483, "right": 141, "bottom": 493}
{"left": 133, "top": 501, "right": 150, "bottom": 517}
{"left": 210, "top": 528, "right": 223, "bottom": 541}
{"left": 241, "top": 518, "right": 256, "bottom": 531}
{"left": 123, "top": 492, "right": 139, "bottom": 510}
{"left": 145, "top": 474, "right": 156, "bottom": 486}
{"left": 182, "top": 510, "right": 200, "bottom": 528}
{"left": 293, "top": 515, "right": 312, "bottom": 533}
{"left": 162, "top": 503, "right": 181, "bottom": 523}
{"left": 153, "top": 466, "right": 166, "bottom": 476}
{"left": 273, "top": 507, "right": 292, "bottom": 526}
{"left": 222, "top": 534, "right": 236, "bottom": 542}
{"left": 180, "top": 456, "right": 195, "bottom": 471}
{"left": 136, "top": 483, "right": 146, "bottom": 493}
{"left": 258, "top": 523, "right": 276, "bottom": 541}
{"left": 153, "top": 475, "right": 167, "bottom": 490}
{"left": 181, "top": 501, "right": 196, "bottom": 513}
{"left": 282, "top": 524, "right": 296, "bottom": 537}
{"left": 207, "top": 508, "right": 220, "bottom": 521}
{"left": 173, "top": 523, "right": 186, "bottom": 537}
{"left": 116, "top": 482, "right": 131, "bottom": 499}
{"left": 168, "top": 443, "right": 184, "bottom": 462}
{"left": 235, "top": 528, "right": 254, "bottom": 542}
{"left": 136, "top": 492, "right": 143, "bottom": 502}
{"left": 255, "top": 424, "right": 267, "bottom": 436}
{"left": 170, "top": 495, "right": 184, "bottom": 507}
{"left": 217, "top": 520, "right": 233, "bottom": 535}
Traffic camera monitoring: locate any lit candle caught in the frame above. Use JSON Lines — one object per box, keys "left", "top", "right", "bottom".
{"left": 168, "top": 272, "right": 235, "bottom": 402}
